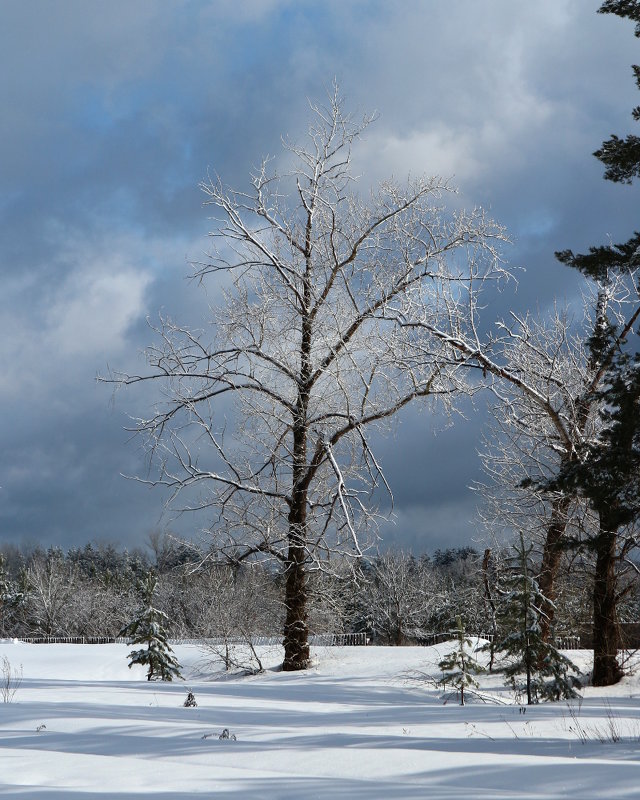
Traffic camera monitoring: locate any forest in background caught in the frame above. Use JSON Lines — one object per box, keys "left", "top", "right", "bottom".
{"left": 2, "top": 536, "right": 640, "bottom": 652}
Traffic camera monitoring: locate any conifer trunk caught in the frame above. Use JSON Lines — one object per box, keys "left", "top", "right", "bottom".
{"left": 592, "top": 520, "right": 622, "bottom": 686}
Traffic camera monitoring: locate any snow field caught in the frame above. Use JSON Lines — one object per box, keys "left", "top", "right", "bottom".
{"left": 1, "top": 640, "right": 640, "bottom": 798}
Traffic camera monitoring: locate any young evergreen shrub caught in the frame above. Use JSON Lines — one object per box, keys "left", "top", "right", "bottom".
{"left": 492, "top": 535, "right": 580, "bottom": 704}
{"left": 437, "top": 615, "right": 485, "bottom": 705}
{"left": 119, "top": 571, "right": 183, "bottom": 682}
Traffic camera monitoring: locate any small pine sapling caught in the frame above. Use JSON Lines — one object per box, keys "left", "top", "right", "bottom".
{"left": 493, "top": 535, "right": 580, "bottom": 704}
{"left": 539, "top": 646, "right": 582, "bottom": 702}
{"left": 438, "top": 615, "right": 485, "bottom": 705}
{"left": 119, "top": 571, "right": 183, "bottom": 682}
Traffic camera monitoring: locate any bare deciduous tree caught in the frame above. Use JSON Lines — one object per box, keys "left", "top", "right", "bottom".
{"left": 108, "top": 88, "right": 507, "bottom": 670}
{"left": 362, "top": 551, "right": 444, "bottom": 645}
{"left": 26, "top": 550, "right": 79, "bottom": 637}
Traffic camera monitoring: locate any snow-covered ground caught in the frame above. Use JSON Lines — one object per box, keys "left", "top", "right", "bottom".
{"left": 1, "top": 639, "right": 640, "bottom": 798}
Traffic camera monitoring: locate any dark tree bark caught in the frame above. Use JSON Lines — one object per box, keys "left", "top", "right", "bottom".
{"left": 282, "top": 541, "right": 310, "bottom": 670}
{"left": 537, "top": 494, "right": 572, "bottom": 647}
{"left": 482, "top": 548, "right": 498, "bottom": 671}
{"left": 592, "top": 521, "right": 623, "bottom": 686}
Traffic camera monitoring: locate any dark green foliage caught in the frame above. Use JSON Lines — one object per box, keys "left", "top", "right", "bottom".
{"left": 598, "top": 1, "right": 640, "bottom": 38}
{"left": 554, "top": 351, "right": 640, "bottom": 531}
{"left": 119, "top": 571, "right": 183, "bottom": 682}
{"left": 66, "top": 542, "right": 152, "bottom": 590}
{"left": 541, "top": 326, "right": 640, "bottom": 686}
{"left": 596, "top": 1, "right": 640, "bottom": 182}
{"left": 546, "top": 288, "right": 640, "bottom": 530}
{"left": 437, "top": 616, "right": 485, "bottom": 705}
{"left": 556, "top": 1, "right": 640, "bottom": 267}
{"left": 594, "top": 135, "right": 640, "bottom": 183}
{"left": 433, "top": 547, "right": 478, "bottom": 568}
{"left": 555, "top": 232, "right": 640, "bottom": 282}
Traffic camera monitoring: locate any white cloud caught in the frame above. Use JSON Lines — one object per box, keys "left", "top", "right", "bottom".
{"left": 47, "top": 264, "right": 151, "bottom": 358}
{"left": 0, "top": 230, "right": 194, "bottom": 402}
{"left": 355, "top": 125, "right": 480, "bottom": 184}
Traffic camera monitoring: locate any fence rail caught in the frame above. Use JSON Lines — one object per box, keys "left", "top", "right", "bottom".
{"left": 13, "top": 632, "right": 369, "bottom": 647}
{"left": 554, "top": 635, "right": 582, "bottom": 650}
{"left": 12, "top": 632, "right": 582, "bottom": 649}
{"left": 414, "top": 632, "right": 495, "bottom": 647}
{"left": 16, "top": 636, "right": 129, "bottom": 645}
{"left": 413, "top": 632, "right": 584, "bottom": 649}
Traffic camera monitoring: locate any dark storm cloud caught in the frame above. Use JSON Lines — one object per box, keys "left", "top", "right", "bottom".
{"left": 1, "top": 1, "right": 638, "bottom": 554}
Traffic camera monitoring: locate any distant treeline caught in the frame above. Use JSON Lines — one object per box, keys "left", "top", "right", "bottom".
{"left": 1, "top": 537, "right": 639, "bottom": 646}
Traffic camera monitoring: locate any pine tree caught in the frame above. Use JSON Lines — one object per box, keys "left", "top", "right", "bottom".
{"left": 595, "top": 1, "right": 640, "bottom": 184}
{"left": 552, "top": 0, "right": 640, "bottom": 687}
{"left": 119, "top": 571, "right": 183, "bottom": 682}
{"left": 550, "top": 344, "right": 640, "bottom": 685}
{"left": 493, "top": 536, "right": 580, "bottom": 704}
{"left": 437, "top": 615, "right": 485, "bottom": 705}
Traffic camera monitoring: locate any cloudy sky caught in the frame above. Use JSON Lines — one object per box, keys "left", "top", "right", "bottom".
{"left": 1, "top": 1, "right": 638, "bottom": 555}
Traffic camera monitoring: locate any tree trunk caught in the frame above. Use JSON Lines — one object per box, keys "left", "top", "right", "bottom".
{"left": 282, "top": 404, "right": 311, "bottom": 671}
{"left": 592, "top": 521, "right": 622, "bottom": 686}
{"left": 282, "top": 250, "right": 313, "bottom": 673}
{"left": 538, "top": 494, "right": 571, "bottom": 647}
{"left": 282, "top": 540, "right": 310, "bottom": 671}
{"left": 391, "top": 625, "right": 404, "bottom": 646}
{"left": 482, "top": 549, "right": 498, "bottom": 671}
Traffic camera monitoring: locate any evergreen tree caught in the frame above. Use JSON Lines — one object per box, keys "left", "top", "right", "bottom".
{"left": 552, "top": 0, "right": 640, "bottom": 687}
{"left": 548, "top": 343, "right": 640, "bottom": 685}
{"left": 493, "top": 536, "right": 580, "bottom": 704}
{"left": 437, "top": 615, "right": 485, "bottom": 705}
{"left": 119, "top": 571, "right": 183, "bottom": 682}
{"left": 595, "top": 1, "right": 640, "bottom": 184}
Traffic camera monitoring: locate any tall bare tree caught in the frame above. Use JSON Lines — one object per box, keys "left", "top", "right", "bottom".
{"left": 25, "top": 549, "right": 79, "bottom": 637}
{"left": 109, "top": 88, "right": 507, "bottom": 670}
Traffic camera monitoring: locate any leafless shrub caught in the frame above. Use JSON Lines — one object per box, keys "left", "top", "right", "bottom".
{"left": 1, "top": 655, "right": 23, "bottom": 703}
{"left": 201, "top": 636, "right": 276, "bottom": 676}
{"left": 563, "top": 698, "right": 640, "bottom": 744}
